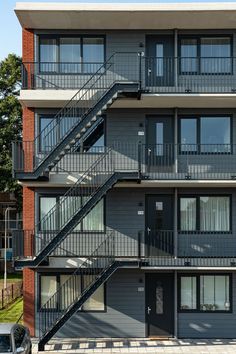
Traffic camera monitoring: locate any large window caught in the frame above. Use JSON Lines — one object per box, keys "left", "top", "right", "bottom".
{"left": 39, "top": 36, "right": 105, "bottom": 73}
{"left": 179, "top": 274, "right": 231, "bottom": 312}
{"left": 180, "top": 36, "right": 232, "bottom": 74}
{"left": 180, "top": 116, "right": 231, "bottom": 153}
{"left": 39, "top": 195, "right": 105, "bottom": 232}
{"left": 179, "top": 195, "right": 230, "bottom": 232}
{"left": 39, "top": 274, "right": 105, "bottom": 311}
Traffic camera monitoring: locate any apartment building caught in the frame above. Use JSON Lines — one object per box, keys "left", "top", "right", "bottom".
{"left": 12, "top": 2, "right": 236, "bottom": 351}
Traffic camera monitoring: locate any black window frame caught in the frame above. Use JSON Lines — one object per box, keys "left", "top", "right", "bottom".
{"left": 178, "top": 194, "right": 232, "bottom": 234}
{"left": 38, "top": 34, "right": 106, "bottom": 74}
{"left": 38, "top": 194, "right": 106, "bottom": 233}
{"left": 178, "top": 273, "right": 232, "bottom": 313}
{"left": 179, "top": 35, "right": 233, "bottom": 75}
{"left": 178, "top": 114, "right": 233, "bottom": 155}
{"left": 38, "top": 272, "right": 107, "bottom": 313}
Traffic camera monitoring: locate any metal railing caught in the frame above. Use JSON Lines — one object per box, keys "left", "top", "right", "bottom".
{"left": 0, "top": 281, "right": 23, "bottom": 309}
{"left": 13, "top": 142, "right": 236, "bottom": 180}
{"left": 38, "top": 232, "right": 115, "bottom": 338}
{"left": 22, "top": 56, "right": 236, "bottom": 93}
{"left": 14, "top": 52, "right": 140, "bottom": 174}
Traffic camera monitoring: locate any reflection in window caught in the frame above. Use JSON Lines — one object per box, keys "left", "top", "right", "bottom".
{"left": 156, "top": 44, "right": 164, "bottom": 77}
{"left": 40, "top": 275, "right": 57, "bottom": 307}
{"left": 83, "top": 38, "right": 105, "bottom": 73}
{"left": 200, "top": 275, "right": 230, "bottom": 311}
{"left": 200, "top": 196, "right": 230, "bottom": 232}
{"left": 201, "top": 37, "right": 231, "bottom": 74}
{"left": 156, "top": 282, "right": 164, "bottom": 314}
{"left": 180, "top": 118, "right": 197, "bottom": 152}
{"left": 180, "top": 276, "right": 197, "bottom": 310}
{"left": 180, "top": 197, "right": 197, "bottom": 231}
{"left": 200, "top": 117, "right": 231, "bottom": 153}
{"left": 40, "top": 197, "right": 57, "bottom": 231}
{"left": 156, "top": 122, "right": 163, "bottom": 156}
{"left": 59, "top": 38, "right": 81, "bottom": 73}
{"left": 180, "top": 38, "right": 198, "bottom": 73}
{"left": 40, "top": 38, "right": 57, "bottom": 72}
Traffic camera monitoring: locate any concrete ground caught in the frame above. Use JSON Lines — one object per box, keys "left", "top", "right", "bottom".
{"left": 32, "top": 338, "right": 236, "bottom": 353}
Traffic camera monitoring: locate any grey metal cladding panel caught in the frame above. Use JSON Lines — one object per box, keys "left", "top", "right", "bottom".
{"left": 178, "top": 272, "right": 236, "bottom": 338}
{"left": 56, "top": 269, "right": 146, "bottom": 338}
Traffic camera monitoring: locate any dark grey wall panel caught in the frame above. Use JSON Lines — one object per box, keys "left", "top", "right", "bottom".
{"left": 178, "top": 272, "right": 236, "bottom": 338}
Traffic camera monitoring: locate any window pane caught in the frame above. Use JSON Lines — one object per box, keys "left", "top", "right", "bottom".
{"left": 40, "top": 117, "right": 56, "bottom": 153}
{"left": 40, "top": 197, "right": 57, "bottom": 231}
{"left": 40, "top": 38, "right": 57, "bottom": 72}
{"left": 82, "top": 198, "right": 104, "bottom": 231}
{"left": 59, "top": 196, "right": 81, "bottom": 231}
{"left": 83, "top": 38, "right": 104, "bottom": 73}
{"left": 0, "top": 335, "right": 11, "bottom": 353}
{"left": 83, "top": 276, "right": 105, "bottom": 311}
{"left": 200, "top": 117, "right": 231, "bottom": 153}
{"left": 180, "top": 118, "right": 197, "bottom": 152}
{"left": 156, "top": 281, "right": 163, "bottom": 314}
{"left": 180, "top": 198, "right": 196, "bottom": 231}
{"left": 59, "top": 38, "right": 81, "bottom": 73}
{"left": 180, "top": 276, "right": 197, "bottom": 310}
{"left": 156, "top": 44, "right": 164, "bottom": 77}
{"left": 181, "top": 39, "right": 198, "bottom": 73}
{"left": 200, "top": 196, "right": 230, "bottom": 231}
{"left": 201, "top": 37, "right": 231, "bottom": 73}
{"left": 156, "top": 122, "right": 163, "bottom": 156}
{"left": 60, "top": 275, "right": 81, "bottom": 310}
{"left": 200, "top": 275, "right": 230, "bottom": 311}
{"left": 41, "top": 275, "right": 57, "bottom": 307}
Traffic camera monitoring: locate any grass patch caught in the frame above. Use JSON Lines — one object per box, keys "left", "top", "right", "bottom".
{"left": 0, "top": 297, "right": 23, "bottom": 324}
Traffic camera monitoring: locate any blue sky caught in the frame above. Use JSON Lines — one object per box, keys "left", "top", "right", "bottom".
{"left": 0, "top": 0, "right": 236, "bottom": 61}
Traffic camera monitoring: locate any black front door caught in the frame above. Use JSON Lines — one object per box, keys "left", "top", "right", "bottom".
{"left": 146, "top": 273, "right": 174, "bottom": 337}
{"left": 146, "top": 195, "right": 173, "bottom": 256}
{"left": 146, "top": 35, "right": 174, "bottom": 87}
{"left": 146, "top": 116, "right": 174, "bottom": 174}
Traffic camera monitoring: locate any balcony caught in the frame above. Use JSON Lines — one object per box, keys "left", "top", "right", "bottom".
{"left": 13, "top": 143, "right": 236, "bottom": 181}
{"left": 21, "top": 56, "right": 236, "bottom": 94}
{"left": 12, "top": 229, "right": 236, "bottom": 268}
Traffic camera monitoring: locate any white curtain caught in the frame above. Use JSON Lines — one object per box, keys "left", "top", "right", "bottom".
{"left": 200, "top": 196, "right": 229, "bottom": 231}
{"left": 180, "top": 198, "right": 196, "bottom": 231}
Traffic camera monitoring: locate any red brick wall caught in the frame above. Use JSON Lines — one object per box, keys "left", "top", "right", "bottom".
{"left": 22, "top": 107, "right": 35, "bottom": 172}
{"left": 23, "top": 187, "right": 35, "bottom": 335}
{"left": 22, "top": 29, "right": 36, "bottom": 337}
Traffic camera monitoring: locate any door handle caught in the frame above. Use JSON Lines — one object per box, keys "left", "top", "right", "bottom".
{"left": 147, "top": 227, "right": 151, "bottom": 234}
{"left": 147, "top": 306, "right": 151, "bottom": 315}
{"left": 148, "top": 148, "right": 152, "bottom": 155}
{"left": 148, "top": 68, "right": 152, "bottom": 76}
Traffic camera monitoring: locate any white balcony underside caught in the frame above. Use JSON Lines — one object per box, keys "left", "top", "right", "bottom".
{"left": 19, "top": 90, "right": 236, "bottom": 108}
{"left": 15, "top": 3, "right": 236, "bottom": 30}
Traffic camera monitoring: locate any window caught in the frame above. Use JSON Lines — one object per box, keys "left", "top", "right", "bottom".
{"left": 180, "top": 116, "right": 231, "bottom": 153}
{"left": 180, "top": 197, "right": 196, "bottom": 231}
{"left": 156, "top": 44, "right": 164, "bottom": 77}
{"left": 179, "top": 274, "right": 231, "bottom": 312}
{"left": 39, "top": 115, "right": 81, "bottom": 153}
{"left": 200, "top": 275, "right": 230, "bottom": 311}
{"left": 180, "top": 118, "right": 197, "bottom": 152}
{"left": 156, "top": 122, "right": 163, "bottom": 156}
{"left": 200, "top": 117, "right": 231, "bottom": 153}
{"left": 39, "top": 274, "right": 106, "bottom": 311}
{"left": 180, "top": 36, "right": 232, "bottom": 74}
{"left": 39, "top": 195, "right": 105, "bottom": 232}
{"left": 179, "top": 195, "right": 231, "bottom": 232}
{"left": 0, "top": 335, "right": 11, "bottom": 353}
{"left": 200, "top": 196, "right": 230, "bottom": 232}
{"left": 39, "top": 36, "right": 105, "bottom": 73}
{"left": 40, "top": 275, "right": 57, "bottom": 308}
{"left": 180, "top": 38, "right": 198, "bottom": 74}
{"left": 180, "top": 276, "right": 197, "bottom": 310}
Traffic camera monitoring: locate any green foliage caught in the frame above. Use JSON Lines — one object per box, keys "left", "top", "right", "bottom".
{"left": 0, "top": 54, "right": 22, "bottom": 205}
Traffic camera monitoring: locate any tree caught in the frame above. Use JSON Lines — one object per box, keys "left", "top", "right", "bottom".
{"left": 0, "top": 54, "right": 22, "bottom": 204}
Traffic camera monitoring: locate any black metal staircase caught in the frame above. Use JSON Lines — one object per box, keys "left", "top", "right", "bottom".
{"left": 13, "top": 53, "right": 140, "bottom": 180}
{"left": 38, "top": 233, "right": 139, "bottom": 351}
{"left": 14, "top": 148, "right": 139, "bottom": 268}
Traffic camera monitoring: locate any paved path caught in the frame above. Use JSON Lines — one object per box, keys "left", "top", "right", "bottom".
{"left": 32, "top": 338, "right": 236, "bottom": 353}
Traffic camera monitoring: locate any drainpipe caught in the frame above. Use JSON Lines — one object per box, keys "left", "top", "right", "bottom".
{"left": 174, "top": 270, "right": 178, "bottom": 338}
{"left": 174, "top": 29, "right": 178, "bottom": 88}
{"left": 174, "top": 107, "right": 178, "bottom": 174}
{"left": 174, "top": 187, "right": 178, "bottom": 258}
